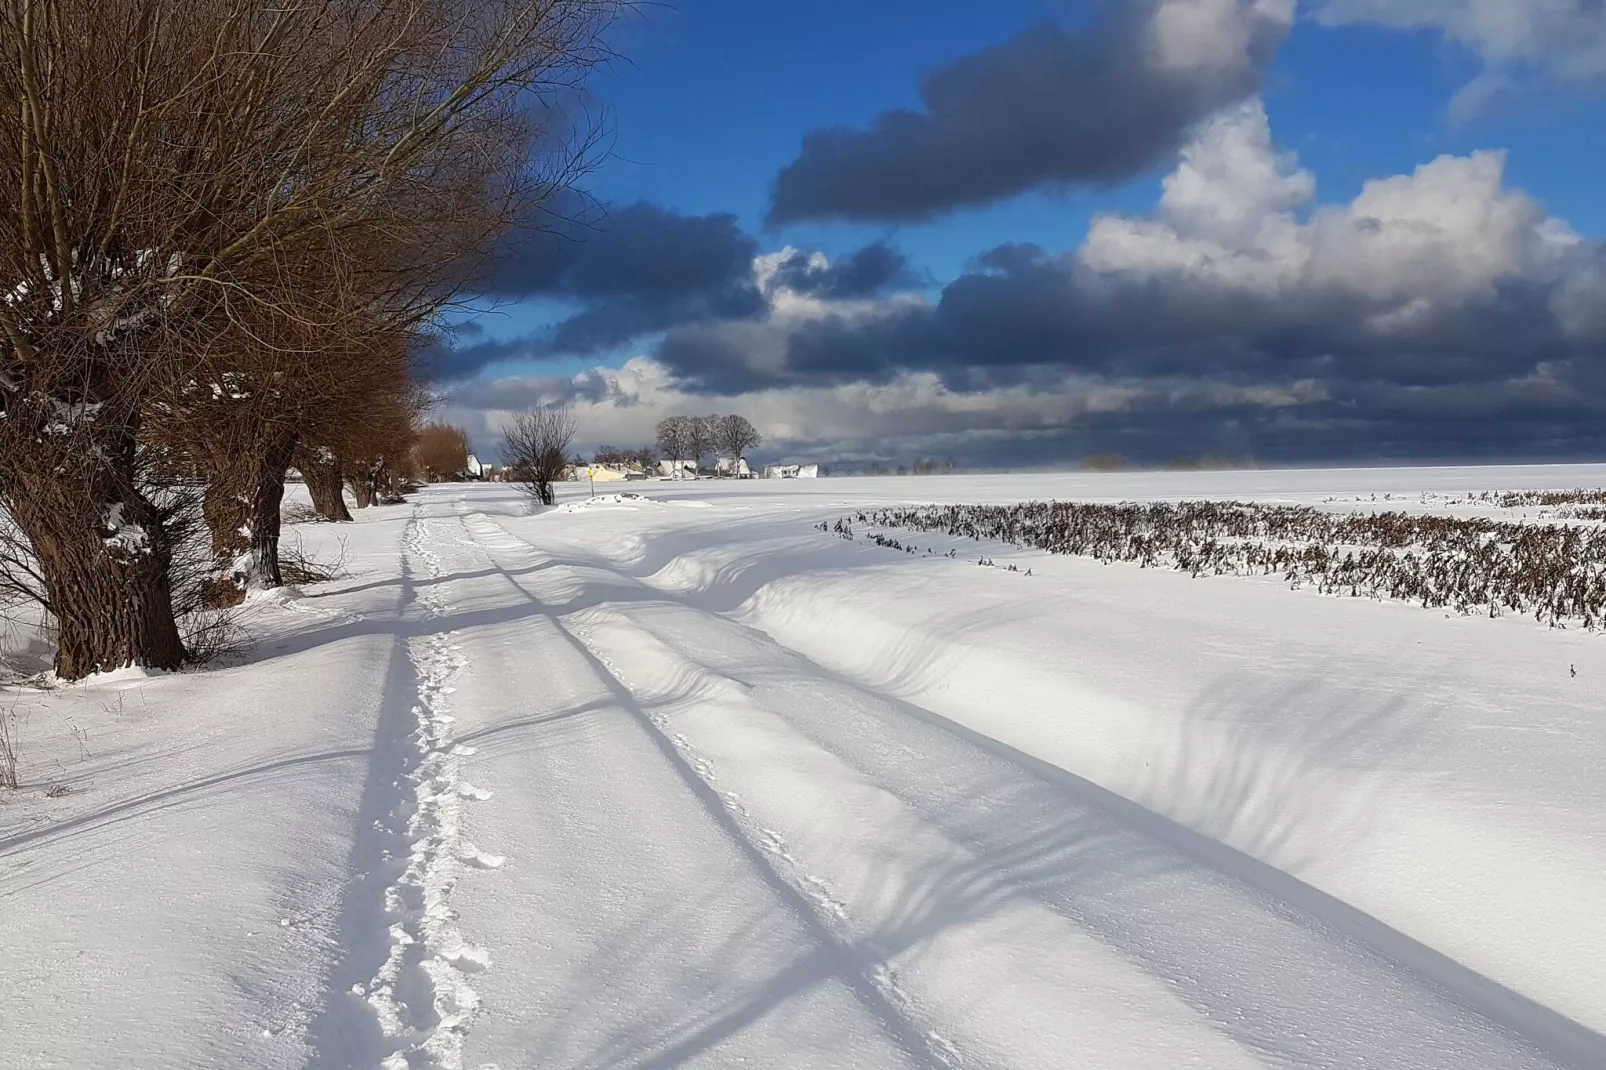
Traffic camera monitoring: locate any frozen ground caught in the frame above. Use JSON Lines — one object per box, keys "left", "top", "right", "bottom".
{"left": 5, "top": 464, "right": 1606, "bottom": 1070}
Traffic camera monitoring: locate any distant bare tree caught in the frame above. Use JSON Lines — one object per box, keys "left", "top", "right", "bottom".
{"left": 655, "top": 416, "right": 691, "bottom": 476}
{"left": 415, "top": 423, "right": 472, "bottom": 482}
{"left": 687, "top": 415, "right": 718, "bottom": 473}
{"left": 715, "top": 415, "right": 762, "bottom": 475}
{"left": 503, "top": 406, "right": 576, "bottom": 506}
{"left": 594, "top": 445, "right": 655, "bottom": 469}
{"left": 345, "top": 383, "right": 427, "bottom": 508}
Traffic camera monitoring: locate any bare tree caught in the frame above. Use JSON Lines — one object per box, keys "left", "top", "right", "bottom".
{"left": 415, "top": 422, "right": 472, "bottom": 482}
{"left": 655, "top": 416, "right": 691, "bottom": 477}
{"left": 687, "top": 415, "right": 718, "bottom": 473}
{"left": 594, "top": 445, "right": 654, "bottom": 469}
{"left": 345, "top": 389, "right": 425, "bottom": 508}
{"left": 296, "top": 445, "right": 353, "bottom": 523}
{"left": 149, "top": 319, "right": 420, "bottom": 602}
{"left": 715, "top": 415, "right": 762, "bottom": 476}
{"left": 503, "top": 406, "right": 576, "bottom": 506}
{"left": 0, "top": 0, "right": 626, "bottom": 678}
{"left": 289, "top": 328, "right": 424, "bottom": 523}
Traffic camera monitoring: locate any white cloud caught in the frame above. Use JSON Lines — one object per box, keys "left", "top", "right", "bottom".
{"left": 1078, "top": 99, "right": 1584, "bottom": 330}
{"left": 1445, "top": 68, "right": 1521, "bottom": 125}
{"left": 1079, "top": 100, "right": 1314, "bottom": 293}
{"left": 1314, "top": 0, "right": 1606, "bottom": 84}
{"left": 1145, "top": 0, "right": 1296, "bottom": 75}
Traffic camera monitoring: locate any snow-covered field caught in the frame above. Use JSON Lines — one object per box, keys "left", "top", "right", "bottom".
{"left": 6, "top": 464, "right": 1606, "bottom": 1070}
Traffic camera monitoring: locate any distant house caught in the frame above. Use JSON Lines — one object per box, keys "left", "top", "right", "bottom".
{"left": 715, "top": 457, "right": 753, "bottom": 478}
{"left": 659, "top": 459, "right": 697, "bottom": 478}
{"left": 763, "top": 463, "right": 820, "bottom": 479}
{"left": 464, "top": 454, "right": 484, "bottom": 480}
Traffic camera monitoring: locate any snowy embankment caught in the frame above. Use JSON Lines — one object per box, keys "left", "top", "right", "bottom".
{"left": 6, "top": 466, "right": 1606, "bottom": 1069}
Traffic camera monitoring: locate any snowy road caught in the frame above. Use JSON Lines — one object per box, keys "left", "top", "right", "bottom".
{"left": 7, "top": 469, "right": 1606, "bottom": 1069}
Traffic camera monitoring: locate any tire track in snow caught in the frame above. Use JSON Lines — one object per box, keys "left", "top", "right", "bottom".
{"left": 637, "top": 719, "right": 966, "bottom": 1070}
{"left": 726, "top": 779, "right": 967, "bottom": 1070}
{"left": 634, "top": 705, "right": 969, "bottom": 1069}
{"left": 460, "top": 512, "right": 964, "bottom": 1070}
{"left": 357, "top": 514, "right": 502, "bottom": 1070}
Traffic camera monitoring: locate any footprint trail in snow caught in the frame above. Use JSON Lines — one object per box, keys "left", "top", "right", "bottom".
{"left": 359, "top": 513, "right": 503, "bottom": 1070}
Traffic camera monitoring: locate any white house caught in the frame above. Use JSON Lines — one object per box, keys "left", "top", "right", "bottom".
{"left": 659, "top": 459, "right": 697, "bottom": 478}
{"left": 714, "top": 456, "right": 753, "bottom": 478}
{"left": 464, "top": 454, "right": 484, "bottom": 480}
{"left": 763, "top": 463, "right": 819, "bottom": 479}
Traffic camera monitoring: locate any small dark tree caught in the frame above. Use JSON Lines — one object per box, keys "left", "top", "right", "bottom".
{"left": 503, "top": 406, "right": 576, "bottom": 506}
{"left": 715, "top": 414, "right": 762, "bottom": 476}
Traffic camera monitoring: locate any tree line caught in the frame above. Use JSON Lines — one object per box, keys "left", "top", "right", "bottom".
{"left": 654, "top": 415, "right": 762, "bottom": 473}
{"left": 0, "top": 0, "right": 623, "bottom": 679}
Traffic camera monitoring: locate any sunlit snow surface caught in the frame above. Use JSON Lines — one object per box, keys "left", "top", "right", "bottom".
{"left": 6, "top": 463, "right": 1606, "bottom": 1070}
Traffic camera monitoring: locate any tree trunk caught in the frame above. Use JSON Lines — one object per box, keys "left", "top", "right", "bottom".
{"left": 248, "top": 433, "right": 296, "bottom": 589}
{"left": 298, "top": 445, "right": 352, "bottom": 521}
{"left": 45, "top": 532, "right": 185, "bottom": 680}
{"left": 348, "top": 469, "right": 376, "bottom": 508}
{"left": 200, "top": 426, "right": 298, "bottom": 605}
{"left": 3, "top": 416, "right": 185, "bottom": 680}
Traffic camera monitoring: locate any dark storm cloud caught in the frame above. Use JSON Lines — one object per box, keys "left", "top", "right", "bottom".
{"left": 425, "top": 202, "right": 923, "bottom": 381}
{"left": 641, "top": 230, "right": 1606, "bottom": 464}
{"left": 491, "top": 200, "right": 765, "bottom": 347}
{"left": 423, "top": 197, "right": 767, "bottom": 380}
{"left": 768, "top": 241, "right": 919, "bottom": 298}
{"left": 745, "top": 246, "right": 1586, "bottom": 390}
{"left": 443, "top": 365, "right": 623, "bottom": 412}
{"left": 767, "top": 2, "right": 1290, "bottom": 224}
{"left": 429, "top": 201, "right": 765, "bottom": 380}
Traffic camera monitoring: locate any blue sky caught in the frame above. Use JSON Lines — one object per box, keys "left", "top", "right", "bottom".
{"left": 446, "top": 1, "right": 1606, "bottom": 469}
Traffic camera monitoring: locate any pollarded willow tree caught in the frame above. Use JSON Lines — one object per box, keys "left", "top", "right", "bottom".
{"left": 149, "top": 318, "right": 420, "bottom": 601}
{"left": 0, "top": 0, "right": 625, "bottom": 677}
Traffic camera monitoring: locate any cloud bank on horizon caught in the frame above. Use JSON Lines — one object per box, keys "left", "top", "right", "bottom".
{"left": 438, "top": 0, "right": 1606, "bottom": 469}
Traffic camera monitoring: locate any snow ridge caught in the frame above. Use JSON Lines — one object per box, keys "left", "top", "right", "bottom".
{"left": 362, "top": 517, "right": 499, "bottom": 1070}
